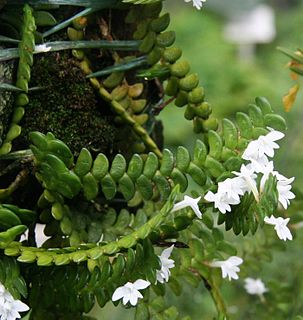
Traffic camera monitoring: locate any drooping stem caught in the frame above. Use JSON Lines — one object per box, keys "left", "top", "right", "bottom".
{"left": 79, "top": 59, "right": 163, "bottom": 158}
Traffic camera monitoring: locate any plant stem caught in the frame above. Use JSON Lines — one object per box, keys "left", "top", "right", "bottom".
{"left": 206, "top": 275, "right": 228, "bottom": 319}
{"left": 0, "top": 149, "right": 33, "bottom": 160}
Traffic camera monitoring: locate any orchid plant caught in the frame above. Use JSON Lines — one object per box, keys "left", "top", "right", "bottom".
{"left": 0, "top": 0, "right": 299, "bottom": 319}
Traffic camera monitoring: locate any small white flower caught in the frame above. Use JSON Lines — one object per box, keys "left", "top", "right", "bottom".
{"left": 242, "top": 130, "right": 284, "bottom": 162}
{"left": 172, "top": 195, "right": 202, "bottom": 218}
{"left": 217, "top": 177, "right": 245, "bottom": 202}
{"left": 210, "top": 256, "right": 243, "bottom": 281}
{"left": 0, "top": 283, "right": 29, "bottom": 320}
{"left": 233, "top": 164, "right": 259, "bottom": 201}
{"left": 204, "top": 191, "right": 236, "bottom": 214}
{"left": 184, "top": 0, "right": 206, "bottom": 10}
{"left": 250, "top": 161, "right": 295, "bottom": 209}
{"left": 276, "top": 174, "right": 295, "bottom": 209}
{"left": 156, "top": 245, "right": 175, "bottom": 283}
{"left": 244, "top": 278, "right": 268, "bottom": 296}
{"left": 112, "top": 279, "right": 150, "bottom": 306}
{"left": 264, "top": 215, "right": 293, "bottom": 241}
{"left": 255, "top": 161, "right": 275, "bottom": 191}
{"left": 34, "top": 44, "right": 52, "bottom": 53}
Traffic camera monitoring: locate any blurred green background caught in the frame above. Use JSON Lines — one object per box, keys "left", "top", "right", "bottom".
{"left": 90, "top": 0, "right": 303, "bottom": 318}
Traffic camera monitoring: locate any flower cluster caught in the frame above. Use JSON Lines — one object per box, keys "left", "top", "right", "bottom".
{"left": 112, "top": 245, "right": 175, "bottom": 306}
{"left": 204, "top": 129, "right": 294, "bottom": 241}
{"left": 0, "top": 283, "right": 29, "bottom": 320}
{"left": 111, "top": 130, "right": 294, "bottom": 306}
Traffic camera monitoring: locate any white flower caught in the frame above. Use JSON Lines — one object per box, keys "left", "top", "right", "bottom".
{"left": 156, "top": 245, "right": 175, "bottom": 283}
{"left": 172, "top": 195, "right": 202, "bottom": 218}
{"left": 34, "top": 44, "right": 51, "bottom": 53}
{"left": 244, "top": 278, "right": 268, "bottom": 296}
{"left": 184, "top": 0, "right": 206, "bottom": 10}
{"left": 276, "top": 174, "right": 295, "bottom": 209}
{"left": 242, "top": 130, "right": 284, "bottom": 162}
{"left": 0, "top": 283, "right": 29, "bottom": 320}
{"left": 250, "top": 160, "right": 295, "bottom": 209}
{"left": 112, "top": 279, "right": 150, "bottom": 306}
{"left": 264, "top": 215, "right": 293, "bottom": 241}
{"left": 210, "top": 256, "right": 243, "bottom": 281}
{"left": 255, "top": 161, "right": 275, "bottom": 191}
{"left": 217, "top": 177, "right": 245, "bottom": 202}
{"left": 233, "top": 164, "right": 259, "bottom": 201}
{"left": 204, "top": 191, "right": 236, "bottom": 214}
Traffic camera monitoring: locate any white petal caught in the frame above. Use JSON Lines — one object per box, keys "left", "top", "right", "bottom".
{"left": 12, "top": 300, "right": 29, "bottom": 312}
{"left": 264, "top": 215, "right": 276, "bottom": 225}
{"left": 228, "top": 256, "right": 243, "bottom": 266}
{"left": 122, "top": 295, "right": 130, "bottom": 305}
{"left": 160, "top": 245, "right": 174, "bottom": 260}
{"left": 156, "top": 271, "right": 164, "bottom": 283}
{"left": 276, "top": 224, "right": 293, "bottom": 241}
{"left": 133, "top": 279, "right": 151, "bottom": 290}
{"left": 266, "top": 130, "right": 285, "bottom": 142}
{"left": 129, "top": 292, "right": 141, "bottom": 306}
{"left": 112, "top": 286, "right": 129, "bottom": 301}
{"left": 221, "top": 267, "right": 228, "bottom": 279}
{"left": 227, "top": 270, "right": 239, "bottom": 281}
{"left": 204, "top": 191, "right": 216, "bottom": 202}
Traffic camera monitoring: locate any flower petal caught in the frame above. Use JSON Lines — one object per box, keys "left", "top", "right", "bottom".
{"left": 133, "top": 279, "right": 151, "bottom": 290}
{"left": 228, "top": 256, "right": 243, "bottom": 266}
{"left": 112, "top": 286, "right": 129, "bottom": 301}
{"left": 12, "top": 300, "right": 29, "bottom": 312}
{"left": 129, "top": 292, "right": 142, "bottom": 306}
{"left": 161, "top": 245, "right": 174, "bottom": 260}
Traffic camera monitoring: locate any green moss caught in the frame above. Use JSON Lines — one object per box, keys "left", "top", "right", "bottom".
{"left": 16, "top": 52, "right": 117, "bottom": 156}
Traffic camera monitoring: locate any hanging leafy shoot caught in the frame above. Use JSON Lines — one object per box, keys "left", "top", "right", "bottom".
{"left": 0, "top": 4, "right": 36, "bottom": 155}
{"left": 0, "top": 1, "right": 298, "bottom": 320}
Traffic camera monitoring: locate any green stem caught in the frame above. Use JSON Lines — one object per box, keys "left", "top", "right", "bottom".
{"left": 208, "top": 275, "right": 228, "bottom": 319}
{"left": 0, "top": 149, "right": 33, "bottom": 160}
{"left": 0, "top": 169, "right": 29, "bottom": 200}
{"left": 3, "top": 186, "right": 179, "bottom": 264}
{"left": 78, "top": 58, "right": 162, "bottom": 158}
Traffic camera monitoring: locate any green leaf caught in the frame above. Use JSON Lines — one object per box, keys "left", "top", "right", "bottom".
{"left": 217, "top": 240, "right": 237, "bottom": 256}
{"left": 176, "top": 146, "right": 190, "bottom": 172}
{"left": 34, "top": 11, "right": 57, "bottom": 26}
{"left": 74, "top": 148, "right": 93, "bottom": 177}
{"left": 143, "top": 152, "right": 159, "bottom": 179}
{"left": 128, "top": 154, "right": 144, "bottom": 180}
{"left": 92, "top": 153, "right": 109, "bottom": 181}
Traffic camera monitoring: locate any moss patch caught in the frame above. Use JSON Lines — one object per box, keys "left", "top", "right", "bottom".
{"left": 16, "top": 52, "right": 117, "bottom": 156}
